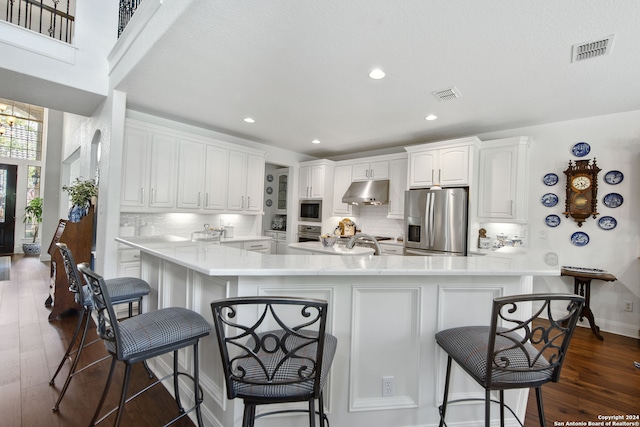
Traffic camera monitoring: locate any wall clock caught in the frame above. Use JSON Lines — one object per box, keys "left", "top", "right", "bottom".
{"left": 562, "top": 158, "right": 600, "bottom": 227}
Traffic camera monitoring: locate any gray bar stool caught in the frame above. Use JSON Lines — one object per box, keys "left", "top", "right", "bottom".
{"left": 211, "top": 296, "right": 337, "bottom": 427}
{"left": 79, "top": 263, "right": 211, "bottom": 427}
{"left": 435, "top": 293, "right": 584, "bottom": 427}
{"left": 50, "top": 243, "right": 151, "bottom": 412}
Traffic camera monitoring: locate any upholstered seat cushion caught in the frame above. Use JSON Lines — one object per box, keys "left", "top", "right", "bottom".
{"left": 232, "top": 330, "right": 338, "bottom": 400}
{"left": 105, "top": 307, "right": 211, "bottom": 359}
{"left": 436, "top": 326, "right": 553, "bottom": 387}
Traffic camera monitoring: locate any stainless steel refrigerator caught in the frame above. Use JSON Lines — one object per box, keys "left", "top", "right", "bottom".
{"left": 404, "top": 188, "right": 468, "bottom": 256}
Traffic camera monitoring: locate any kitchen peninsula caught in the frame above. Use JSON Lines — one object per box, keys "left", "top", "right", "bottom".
{"left": 116, "top": 237, "right": 559, "bottom": 427}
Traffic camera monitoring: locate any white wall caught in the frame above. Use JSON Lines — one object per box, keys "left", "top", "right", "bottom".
{"left": 0, "top": 1, "right": 116, "bottom": 113}
{"left": 479, "top": 110, "right": 640, "bottom": 337}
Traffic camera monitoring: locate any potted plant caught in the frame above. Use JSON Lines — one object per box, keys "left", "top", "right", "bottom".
{"left": 62, "top": 178, "right": 98, "bottom": 222}
{"left": 22, "top": 196, "right": 43, "bottom": 254}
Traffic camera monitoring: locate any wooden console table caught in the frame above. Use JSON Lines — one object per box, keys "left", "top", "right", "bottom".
{"left": 561, "top": 267, "right": 617, "bottom": 340}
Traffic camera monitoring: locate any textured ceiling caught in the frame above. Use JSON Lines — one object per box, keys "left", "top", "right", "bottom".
{"left": 116, "top": 0, "right": 640, "bottom": 159}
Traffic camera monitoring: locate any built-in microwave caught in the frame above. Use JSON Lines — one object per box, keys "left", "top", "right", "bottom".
{"left": 299, "top": 199, "right": 322, "bottom": 222}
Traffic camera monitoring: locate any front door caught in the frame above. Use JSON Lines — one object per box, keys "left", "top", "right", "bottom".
{"left": 0, "top": 164, "right": 17, "bottom": 254}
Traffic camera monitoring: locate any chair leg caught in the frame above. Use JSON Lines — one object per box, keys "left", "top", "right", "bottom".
{"left": 193, "top": 341, "right": 205, "bottom": 427}
{"left": 50, "top": 306, "right": 87, "bottom": 386}
{"left": 52, "top": 307, "right": 92, "bottom": 411}
{"left": 318, "top": 392, "right": 326, "bottom": 427}
{"left": 242, "top": 403, "right": 254, "bottom": 427}
{"left": 309, "top": 398, "right": 316, "bottom": 427}
{"left": 90, "top": 356, "right": 118, "bottom": 426}
{"left": 439, "top": 356, "right": 453, "bottom": 427}
{"left": 485, "top": 389, "right": 491, "bottom": 427}
{"left": 499, "top": 390, "right": 505, "bottom": 427}
{"left": 114, "top": 364, "right": 133, "bottom": 427}
{"left": 171, "top": 349, "right": 186, "bottom": 414}
{"left": 535, "top": 387, "right": 547, "bottom": 427}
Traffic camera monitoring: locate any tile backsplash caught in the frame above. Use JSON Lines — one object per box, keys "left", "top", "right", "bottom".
{"left": 120, "top": 213, "right": 258, "bottom": 239}
{"left": 342, "top": 205, "right": 404, "bottom": 239}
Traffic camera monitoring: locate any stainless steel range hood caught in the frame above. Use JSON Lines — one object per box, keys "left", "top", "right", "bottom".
{"left": 342, "top": 180, "right": 389, "bottom": 205}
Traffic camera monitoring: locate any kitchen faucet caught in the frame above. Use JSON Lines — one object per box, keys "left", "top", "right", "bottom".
{"left": 346, "top": 234, "right": 381, "bottom": 256}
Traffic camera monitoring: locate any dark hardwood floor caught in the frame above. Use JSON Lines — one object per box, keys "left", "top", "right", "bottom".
{"left": 1, "top": 255, "right": 638, "bottom": 426}
{"left": 0, "top": 254, "right": 194, "bottom": 427}
{"left": 525, "top": 319, "right": 640, "bottom": 425}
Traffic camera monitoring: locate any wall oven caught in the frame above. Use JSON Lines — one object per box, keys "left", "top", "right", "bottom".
{"left": 297, "top": 225, "right": 321, "bottom": 242}
{"left": 299, "top": 199, "right": 322, "bottom": 222}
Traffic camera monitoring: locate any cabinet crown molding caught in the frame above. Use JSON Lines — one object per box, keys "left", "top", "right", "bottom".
{"left": 481, "top": 136, "right": 533, "bottom": 149}
{"left": 404, "top": 136, "right": 481, "bottom": 153}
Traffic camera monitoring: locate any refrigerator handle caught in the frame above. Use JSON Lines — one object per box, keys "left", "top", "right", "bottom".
{"left": 427, "top": 193, "right": 435, "bottom": 247}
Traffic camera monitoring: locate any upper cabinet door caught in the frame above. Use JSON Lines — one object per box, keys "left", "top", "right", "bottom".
{"left": 352, "top": 161, "right": 389, "bottom": 181}
{"left": 476, "top": 137, "right": 530, "bottom": 223}
{"left": 309, "top": 165, "right": 326, "bottom": 198}
{"left": 176, "top": 139, "right": 205, "bottom": 209}
{"left": 148, "top": 134, "right": 177, "bottom": 208}
{"left": 408, "top": 151, "right": 437, "bottom": 188}
{"left": 387, "top": 158, "right": 407, "bottom": 219}
{"left": 121, "top": 127, "right": 150, "bottom": 207}
{"left": 203, "top": 145, "right": 229, "bottom": 210}
{"left": 245, "top": 153, "right": 265, "bottom": 212}
{"left": 438, "top": 146, "right": 469, "bottom": 186}
{"left": 227, "top": 150, "right": 249, "bottom": 211}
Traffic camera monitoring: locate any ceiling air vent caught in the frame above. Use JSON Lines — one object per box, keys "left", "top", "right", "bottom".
{"left": 572, "top": 35, "right": 615, "bottom": 62}
{"left": 432, "top": 86, "right": 461, "bottom": 102}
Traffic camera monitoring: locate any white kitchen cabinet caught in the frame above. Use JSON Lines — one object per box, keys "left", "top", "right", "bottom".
{"left": 299, "top": 163, "right": 327, "bottom": 199}
{"left": 405, "top": 137, "right": 480, "bottom": 189}
{"left": 121, "top": 123, "right": 177, "bottom": 208}
{"left": 379, "top": 243, "right": 404, "bottom": 256}
{"left": 332, "top": 165, "right": 359, "bottom": 216}
{"left": 177, "top": 140, "right": 228, "bottom": 210}
{"left": 387, "top": 158, "right": 407, "bottom": 219}
{"left": 117, "top": 249, "right": 141, "bottom": 277}
{"left": 477, "top": 137, "right": 531, "bottom": 223}
{"left": 227, "top": 150, "right": 265, "bottom": 212}
{"left": 265, "top": 230, "right": 288, "bottom": 254}
{"left": 176, "top": 140, "right": 206, "bottom": 209}
{"left": 352, "top": 160, "right": 389, "bottom": 181}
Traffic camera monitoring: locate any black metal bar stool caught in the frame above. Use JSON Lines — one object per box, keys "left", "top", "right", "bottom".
{"left": 435, "top": 293, "right": 584, "bottom": 427}
{"left": 50, "top": 243, "right": 152, "bottom": 412}
{"left": 79, "top": 263, "right": 211, "bottom": 427}
{"left": 211, "top": 296, "right": 337, "bottom": 427}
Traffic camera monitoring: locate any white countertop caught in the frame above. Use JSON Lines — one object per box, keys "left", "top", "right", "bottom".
{"left": 116, "top": 236, "right": 560, "bottom": 277}
{"left": 288, "top": 241, "right": 375, "bottom": 256}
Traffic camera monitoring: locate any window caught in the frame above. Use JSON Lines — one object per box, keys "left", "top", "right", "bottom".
{"left": 0, "top": 98, "right": 44, "bottom": 161}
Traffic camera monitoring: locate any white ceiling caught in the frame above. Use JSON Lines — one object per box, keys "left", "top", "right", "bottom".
{"left": 117, "top": 0, "right": 640, "bottom": 159}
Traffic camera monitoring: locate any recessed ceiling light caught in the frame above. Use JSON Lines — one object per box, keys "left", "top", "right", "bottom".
{"left": 425, "top": 114, "right": 438, "bottom": 121}
{"left": 243, "top": 117, "right": 255, "bottom": 123}
{"left": 311, "top": 139, "right": 321, "bottom": 144}
{"left": 369, "top": 69, "right": 386, "bottom": 80}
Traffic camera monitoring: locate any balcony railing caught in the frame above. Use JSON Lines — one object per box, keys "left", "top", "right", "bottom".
{"left": 118, "top": 0, "right": 142, "bottom": 38}
{"left": 2, "top": 0, "right": 74, "bottom": 43}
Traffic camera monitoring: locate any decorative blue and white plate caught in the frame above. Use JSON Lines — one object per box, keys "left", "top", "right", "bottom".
{"left": 545, "top": 214, "right": 561, "bottom": 227}
{"left": 571, "top": 231, "right": 589, "bottom": 246}
{"left": 571, "top": 142, "right": 590, "bottom": 157}
{"left": 265, "top": 199, "right": 272, "bottom": 207}
{"left": 598, "top": 216, "right": 617, "bottom": 230}
{"left": 604, "top": 170, "right": 623, "bottom": 185}
{"left": 543, "top": 173, "right": 559, "bottom": 186}
{"left": 541, "top": 193, "right": 559, "bottom": 207}
{"left": 266, "top": 186, "right": 273, "bottom": 194}
{"left": 603, "top": 193, "right": 623, "bottom": 208}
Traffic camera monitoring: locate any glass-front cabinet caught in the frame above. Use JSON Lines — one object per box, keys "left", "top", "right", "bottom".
{"left": 276, "top": 172, "right": 287, "bottom": 214}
